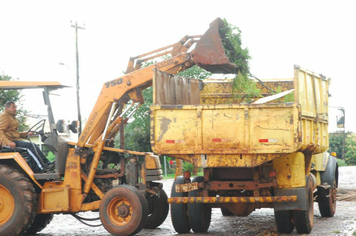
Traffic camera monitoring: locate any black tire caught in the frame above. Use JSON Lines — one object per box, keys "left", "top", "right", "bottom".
{"left": 293, "top": 176, "right": 314, "bottom": 234}
{"left": 318, "top": 178, "right": 337, "bottom": 217}
{"left": 188, "top": 176, "right": 211, "bottom": 233}
{"left": 145, "top": 188, "right": 169, "bottom": 229}
{"left": 99, "top": 185, "right": 148, "bottom": 236}
{"left": 171, "top": 176, "right": 191, "bottom": 233}
{"left": 0, "top": 164, "right": 37, "bottom": 236}
{"left": 274, "top": 210, "right": 294, "bottom": 233}
{"left": 221, "top": 208, "right": 233, "bottom": 216}
{"left": 26, "top": 213, "right": 54, "bottom": 235}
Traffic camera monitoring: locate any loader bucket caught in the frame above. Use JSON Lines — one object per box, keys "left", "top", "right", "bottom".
{"left": 193, "top": 18, "right": 238, "bottom": 74}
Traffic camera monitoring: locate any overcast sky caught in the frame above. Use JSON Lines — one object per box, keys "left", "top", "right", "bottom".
{"left": 1, "top": 0, "right": 355, "bottom": 133}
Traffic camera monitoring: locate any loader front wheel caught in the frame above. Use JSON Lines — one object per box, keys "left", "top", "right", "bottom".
{"left": 188, "top": 176, "right": 211, "bottom": 233}
{"left": 171, "top": 176, "right": 191, "bottom": 233}
{"left": 145, "top": 188, "right": 169, "bottom": 229}
{"left": 26, "top": 213, "right": 54, "bottom": 234}
{"left": 0, "top": 165, "right": 37, "bottom": 236}
{"left": 293, "top": 176, "right": 314, "bottom": 234}
{"left": 99, "top": 185, "right": 148, "bottom": 236}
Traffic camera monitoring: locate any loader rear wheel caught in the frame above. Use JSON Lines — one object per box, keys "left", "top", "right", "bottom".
{"left": 293, "top": 176, "right": 314, "bottom": 234}
{"left": 99, "top": 185, "right": 148, "bottom": 236}
{"left": 188, "top": 176, "right": 211, "bottom": 233}
{"left": 171, "top": 176, "right": 191, "bottom": 233}
{"left": 318, "top": 178, "right": 337, "bottom": 217}
{"left": 0, "top": 165, "right": 36, "bottom": 236}
{"left": 26, "top": 213, "right": 54, "bottom": 234}
{"left": 274, "top": 210, "right": 294, "bottom": 233}
{"left": 145, "top": 188, "right": 169, "bottom": 229}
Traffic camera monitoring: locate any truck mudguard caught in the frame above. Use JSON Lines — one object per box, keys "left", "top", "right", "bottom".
{"left": 320, "top": 155, "right": 338, "bottom": 188}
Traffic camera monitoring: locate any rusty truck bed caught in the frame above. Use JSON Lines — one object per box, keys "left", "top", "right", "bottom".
{"left": 150, "top": 66, "right": 329, "bottom": 167}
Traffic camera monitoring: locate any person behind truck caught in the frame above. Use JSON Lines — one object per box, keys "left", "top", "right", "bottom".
{"left": 0, "top": 101, "right": 53, "bottom": 172}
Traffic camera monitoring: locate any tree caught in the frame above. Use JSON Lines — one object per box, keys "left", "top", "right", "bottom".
{"left": 329, "top": 131, "right": 356, "bottom": 165}
{"left": 0, "top": 74, "right": 29, "bottom": 131}
{"left": 345, "top": 133, "right": 356, "bottom": 165}
{"left": 117, "top": 65, "right": 211, "bottom": 151}
{"left": 121, "top": 87, "right": 153, "bottom": 152}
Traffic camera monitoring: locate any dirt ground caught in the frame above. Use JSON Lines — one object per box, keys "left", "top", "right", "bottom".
{"left": 37, "top": 166, "right": 356, "bottom": 236}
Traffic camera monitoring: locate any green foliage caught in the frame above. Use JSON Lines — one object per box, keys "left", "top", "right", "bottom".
{"left": 0, "top": 74, "right": 29, "bottom": 131}
{"left": 220, "top": 19, "right": 261, "bottom": 103}
{"left": 120, "top": 87, "right": 153, "bottom": 152}
{"left": 182, "top": 162, "right": 194, "bottom": 173}
{"left": 329, "top": 131, "right": 349, "bottom": 158}
{"left": 221, "top": 19, "right": 250, "bottom": 76}
{"left": 329, "top": 131, "right": 356, "bottom": 165}
{"left": 177, "top": 65, "right": 212, "bottom": 80}
{"left": 232, "top": 72, "right": 261, "bottom": 103}
{"left": 119, "top": 62, "right": 211, "bottom": 153}
{"left": 336, "top": 158, "right": 347, "bottom": 167}
{"left": 275, "top": 86, "right": 295, "bottom": 103}
{"left": 345, "top": 133, "right": 356, "bottom": 165}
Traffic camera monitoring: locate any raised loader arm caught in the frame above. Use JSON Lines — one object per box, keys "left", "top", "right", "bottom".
{"left": 77, "top": 18, "right": 237, "bottom": 150}
{"left": 76, "top": 19, "right": 238, "bottom": 193}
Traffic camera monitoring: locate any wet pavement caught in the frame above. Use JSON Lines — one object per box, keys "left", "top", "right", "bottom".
{"left": 39, "top": 166, "right": 356, "bottom": 236}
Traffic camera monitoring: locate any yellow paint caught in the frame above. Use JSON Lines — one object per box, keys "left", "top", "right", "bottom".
{"left": 168, "top": 196, "right": 297, "bottom": 204}
{"left": 0, "top": 184, "right": 15, "bottom": 226}
{"left": 273, "top": 152, "right": 306, "bottom": 188}
{"left": 0, "top": 152, "right": 42, "bottom": 188}
{"left": 312, "top": 152, "right": 328, "bottom": 171}
{"left": 206, "top": 153, "right": 281, "bottom": 168}
{"left": 151, "top": 67, "right": 330, "bottom": 170}
{"left": 145, "top": 154, "right": 161, "bottom": 169}
{"left": 40, "top": 187, "right": 70, "bottom": 212}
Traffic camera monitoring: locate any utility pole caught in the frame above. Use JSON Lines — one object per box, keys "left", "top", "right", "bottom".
{"left": 71, "top": 21, "right": 85, "bottom": 137}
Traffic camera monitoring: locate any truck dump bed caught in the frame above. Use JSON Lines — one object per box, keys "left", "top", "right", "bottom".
{"left": 150, "top": 66, "right": 329, "bottom": 167}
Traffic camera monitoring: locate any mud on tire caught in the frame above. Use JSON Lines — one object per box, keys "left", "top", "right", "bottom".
{"left": 26, "top": 213, "right": 54, "bottom": 234}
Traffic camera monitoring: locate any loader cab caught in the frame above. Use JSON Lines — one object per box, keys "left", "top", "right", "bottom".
{"left": 0, "top": 81, "right": 77, "bottom": 180}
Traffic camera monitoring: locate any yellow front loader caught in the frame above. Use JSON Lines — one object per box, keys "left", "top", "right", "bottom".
{"left": 0, "top": 18, "right": 238, "bottom": 236}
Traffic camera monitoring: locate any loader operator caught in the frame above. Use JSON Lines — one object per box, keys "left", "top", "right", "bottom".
{"left": 0, "top": 101, "right": 53, "bottom": 173}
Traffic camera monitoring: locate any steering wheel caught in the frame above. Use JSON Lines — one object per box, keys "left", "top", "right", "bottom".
{"left": 27, "top": 119, "right": 46, "bottom": 135}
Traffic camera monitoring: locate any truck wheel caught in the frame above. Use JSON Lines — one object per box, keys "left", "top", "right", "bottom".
{"left": 318, "top": 178, "right": 337, "bottom": 217}
{"left": 221, "top": 208, "right": 233, "bottom": 216}
{"left": 99, "top": 185, "right": 148, "bottom": 236}
{"left": 274, "top": 210, "right": 294, "bottom": 233}
{"left": 26, "top": 213, "right": 54, "bottom": 234}
{"left": 0, "top": 164, "right": 37, "bottom": 236}
{"left": 188, "top": 176, "right": 211, "bottom": 233}
{"left": 171, "top": 176, "right": 191, "bottom": 233}
{"left": 145, "top": 188, "right": 169, "bottom": 229}
{"left": 293, "top": 176, "right": 314, "bottom": 234}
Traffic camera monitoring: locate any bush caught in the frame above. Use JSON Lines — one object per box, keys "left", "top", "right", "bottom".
{"left": 336, "top": 158, "right": 347, "bottom": 167}
{"left": 182, "top": 162, "right": 194, "bottom": 173}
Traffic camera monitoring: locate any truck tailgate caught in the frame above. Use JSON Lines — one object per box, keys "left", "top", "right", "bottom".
{"left": 151, "top": 103, "right": 300, "bottom": 155}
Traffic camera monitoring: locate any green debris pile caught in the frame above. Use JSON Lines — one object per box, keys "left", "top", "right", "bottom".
{"left": 220, "top": 19, "right": 261, "bottom": 103}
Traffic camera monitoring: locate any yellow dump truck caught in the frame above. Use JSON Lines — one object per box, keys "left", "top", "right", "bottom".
{"left": 150, "top": 66, "right": 338, "bottom": 234}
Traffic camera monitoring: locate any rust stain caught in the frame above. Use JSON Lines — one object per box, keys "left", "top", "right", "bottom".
{"left": 168, "top": 196, "right": 297, "bottom": 204}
